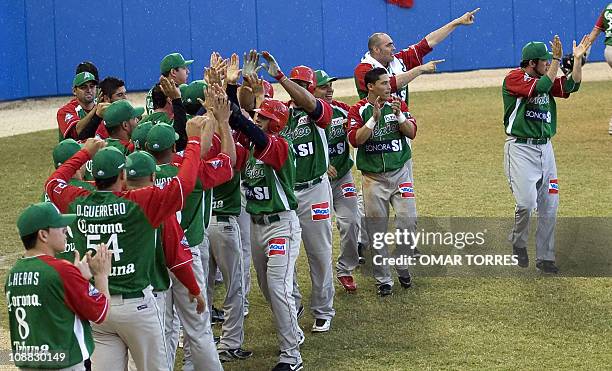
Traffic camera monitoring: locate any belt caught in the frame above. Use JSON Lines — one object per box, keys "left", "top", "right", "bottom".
{"left": 121, "top": 291, "right": 144, "bottom": 299}
{"left": 251, "top": 214, "right": 281, "bottom": 225}
{"left": 295, "top": 176, "right": 323, "bottom": 191}
{"left": 514, "top": 137, "right": 549, "bottom": 145}
{"left": 216, "top": 215, "right": 231, "bottom": 222}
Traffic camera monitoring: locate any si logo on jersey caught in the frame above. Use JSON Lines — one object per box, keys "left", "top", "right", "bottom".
{"left": 398, "top": 182, "right": 414, "bottom": 198}
{"left": 268, "top": 238, "right": 287, "bottom": 256}
{"left": 548, "top": 179, "right": 559, "bottom": 194}
{"left": 311, "top": 202, "right": 330, "bottom": 221}
{"left": 341, "top": 183, "right": 357, "bottom": 198}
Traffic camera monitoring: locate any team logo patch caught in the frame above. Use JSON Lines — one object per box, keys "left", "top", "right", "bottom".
{"left": 398, "top": 182, "right": 415, "bottom": 198}
{"left": 88, "top": 284, "right": 100, "bottom": 297}
{"left": 311, "top": 202, "right": 330, "bottom": 221}
{"left": 208, "top": 159, "right": 222, "bottom": 169}
{"left": 548, "top": 179, "right": 559, "bottom": 194}
{"left": 53, "top": 181, "right": 68, "bottom": 194}
{"left": 65, "top": 113, "right": 73, "bottom": 121}
{"left": 180, "top": 235, "right": 190, "bottom": 248}
{"left": 268, "top": 238, "right": 287, "bottom": 256}
{"left": 341, "top": 183, "right": 357, "bottom": 198}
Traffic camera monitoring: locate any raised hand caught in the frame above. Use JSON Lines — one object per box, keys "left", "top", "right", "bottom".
{"left": 95, "top": 102, "right": 111, "bottom": 117}
{"left": 550, "top": 35, "right": 563, "bottom": 59}
{"left": 73, "top": 250, "right": 92, "bottom": 280}
{"left": 420, "top": 59, "right": 445, "bottom": 74}
{"left": 573, "top": 34, "right": 591, "bottom": 59}
{"left": 261, "top": 51, "right": 283, "bottom": 79}
{"left": 204, "top": 67, "right": 222, "bottom": 87}
{"left": 391, "top": 96, "right": 402, "bottom": 116}
{"left": 211, "top": 84, "right": 231, "bottom": 124}
{"left": 373, "top": 97, "right": 383, "bottom": 122}
{"left": 226, "top": 53, "right": 241, "bottom": 85}
{"left": 186, "top": 116, "right": 205, "bottom": 138}
{"left": 456, "top": 8, "right": 480, "bottom": 25}
{"left": 160, "top": 76, "right": 181, "bottom": 100}
{"left": 87, "top": 243, "right": 112, "bottom": 278}
{"left": 83, "top": 137, "right": 106, "bottom": 156}
{"left": 242, "top": 49, "right": 262, "bottom": 77}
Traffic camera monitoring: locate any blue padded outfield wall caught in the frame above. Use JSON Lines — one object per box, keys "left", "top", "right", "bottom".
{"left": 0, "top": 0, "right": 609, "bottom": 101}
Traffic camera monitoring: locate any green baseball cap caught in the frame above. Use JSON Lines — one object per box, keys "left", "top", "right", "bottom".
{"left": 17, "top": 202, "right": 76, "bottom": 237}
{"left": 131, "top": 121, "right": 154, "bottom": 150}
{"left": 103, "top": 100, "right": 145, "bottom": 128}
{"left": 180, "top": 80, "right": 207, "bottom": 105}
{"left": 146, "top": 123, "right": 179, "bottom": 152}
{"left": 92, "top": 146, "right": 126, "bottom": 179}
{"left": 125, "top": 151, "right": 161, "bottom": 179}
{"left": 315, "top": 70, "right": 337, "bottom": 87}
{"left": 73, "top": 71, "right": 98, "bottom": 87}
{"left": 52, "top": 139, "right": 82, "bottom": 168}
{"left": 160, "top": 53, "right": 194, "bottom": 74}
{"left": 521, "top": 41, "right": 554, "bottom": 61}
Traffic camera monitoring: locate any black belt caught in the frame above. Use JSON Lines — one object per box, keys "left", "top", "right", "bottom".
{"left": 295, "top": 176, "right": 323, "bottom": 191}
{"left": 514, "top": 137, "right": 549, "bottom": 145}
{"left": 251, "top": 214, "right": 281, "bottom": 225}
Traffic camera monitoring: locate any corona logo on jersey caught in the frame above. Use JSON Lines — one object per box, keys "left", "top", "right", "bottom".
{"left": 311, "top": 202, "right": 330, "bottom": 221}
{"left": 548, "top": 179, "right": 559, "bottom": 194}
{"left": 399, "top": 182, "right": 415, "bottom": 198}
{"left": 268, "top": 238, "right": 287, "bottom": 256}
{"left": 341, "top": 183, "right": 357, "bottom": 198}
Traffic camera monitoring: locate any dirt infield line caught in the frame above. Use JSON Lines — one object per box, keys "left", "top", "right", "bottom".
{"left": 0, "top": 63, "right": 609, "bottom": 139}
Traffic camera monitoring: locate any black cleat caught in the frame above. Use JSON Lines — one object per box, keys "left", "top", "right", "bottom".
{"left": 536, "top": 260, "right": 559, "bottom": 274}
{"left": 398, "top": 273, "right": 412, "bottom": 288}
{"left": 358, "top": 242, "right": 366, "bottom": 264}
{"left": 272, "top": 362, "right": 304, "bottom": 371}
{"left": 296, "top": 304, "right": 305, "bottom": 319}
{"left": 218, "top": 348, "right": 253, "bottom": 362}
{"left": 211, "top": 306, "right": 224, "bottom": 324}
{"left": 377, "top": 283, "right": 393, "bottom": 297}
{"left": 513, "top": 247, "right": 529, "bottom": 268}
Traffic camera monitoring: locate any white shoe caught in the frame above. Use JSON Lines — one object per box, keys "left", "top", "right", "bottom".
{"left": 311, "top": 318, "right": 331, "bottom": 333}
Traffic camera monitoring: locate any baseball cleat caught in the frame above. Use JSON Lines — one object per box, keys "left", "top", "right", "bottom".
{"left": 311, "top": 318, "right": 331, "bottom": 333}
{"left": 377, "top": 283, "right": 393, "bottom": 297}
{"left": 357, "top": 242, "right": 366, "bottom": 264}
{"left": 536, "top": 260, "right": 559, "bottom": 274}
{"left": 272, "top": 361, "right": 304, "bottom": 371}
{"left": 513, "top": 247, "right": 529, "bottom": 268}
{"left": 218, "top": 348, "right": 253, "bottom": 362}
{"left": 211, "top": 306, "right": 225, "bottom": 324}
{"left": 337, "top": 275, "right": 357, "bottom": 292}
{"left": 243, "top": 306, "right": 249, "bottom": 317}
{"left": 398, "top": 272, "right": 413, "bottom": 289}
{"left": 296, "top": 304, "right": 305, "bottom": 319}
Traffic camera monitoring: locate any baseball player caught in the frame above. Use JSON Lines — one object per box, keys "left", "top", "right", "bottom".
{"left": 587, "top": 3, "right": 612, "bottom": 133}
{"left": 6, "top": 203, "right": 111, "bottom": 370}
{"left": 347, "top": 67, "right": 418, "bottom": 297}
{"left": 257, "top": 51, "right": 336, "bottom": 333}
{"left": 353, "top": 8, "right": 479, "bottom": 105}
{"left": 239, "top": 97, "right": 303, "bottom": 371}
{"left": 45, "top": 116, "right": 203, "bottom": 370}
{"left": 312, "top": 69, "right": 361, "bottom": 292}
{"left": 43, "top": 139, "right": 95, "bottom": 262}
{"left": 56, "top": 72, "right": 110, "bottom": 141}
{"left": 146, "top": 53, "right": 193, "bottom": 115}
{"left": 94, "top": 76, "right": 128, "bottom": 139}
{"left": 502, "top": 36, "right": 589, "bottom": 273}
{"left": 101, "top": 100, "right": 140, "bottom": 155}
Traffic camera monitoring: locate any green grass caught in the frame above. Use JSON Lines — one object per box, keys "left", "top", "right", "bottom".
{"left": 2, "top": 81, "right": 612, "bottom": 370}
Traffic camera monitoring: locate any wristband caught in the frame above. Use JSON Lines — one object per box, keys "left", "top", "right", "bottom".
{"left": 274, "top": 71, "right": 286, "bottom": 81}
{"left": 397, "top": 113, "right": 407, "bottom": 124}
{"left": 365, "top": 117, "right": 376, "bottom": 129}
{"left": 552, "top": 57, "right": 561, "bottom": 62}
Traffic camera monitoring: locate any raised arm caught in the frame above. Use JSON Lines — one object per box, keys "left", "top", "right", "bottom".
{"left": 425, "top": 8, "right": 479, "bottom": 48}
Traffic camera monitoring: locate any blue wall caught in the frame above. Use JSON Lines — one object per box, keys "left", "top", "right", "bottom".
{"left": 0, "top": 0, "right": 609, "bottom": 101}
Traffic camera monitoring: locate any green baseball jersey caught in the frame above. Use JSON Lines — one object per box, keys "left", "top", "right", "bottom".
{"left": 243, "top": 137, "right": 298, "bottom": 215}
{"left": 213, "top": 174, "right": 241, "bottom": 216}
{"left": 42, "top": 178, "right": 96, "bottom": 262}
{"left": 346, "top": 98, "right": 413, "bottom": 174}
{"left": 280, "top": 107, "right": 329, "bottom": 183}
{"left": 326, "top": 101, "right": 354, "bottom": 180}
{"left": 150, "top": 226, "right": 170, "bottom": 292}
{"left": 502, "top": 69, "right": 579, "bottom": 138}
{"left": 596, "top": 3, "right": 612, "bottom": 46}
{"left": 155, "top": 164, "right": 205, "bottom": 246}
{"left": 5, "top": 255, "right": 108, "bottom": 368}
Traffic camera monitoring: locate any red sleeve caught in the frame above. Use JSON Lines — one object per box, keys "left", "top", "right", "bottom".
{"left": 332, "top": 100, "right": 351, "bottom": 112}
{"left": 354, "top": 63, "right": 372, "bottom": 95}
{"left": 313, "top": 99, "right": 333, "bottom": 129}
{"left": 550, "top": 76, "right": 570, "bottom": 98}
{"left": 504, "top": 69, "right": 538, "bottom": 98}
{"left": 43, "top": 257, "right": 109, "bottom": 324}
{"left": 595, "top": 12, "right": 604, "bottom": 30}
{"left": 395, "top": 38, "right": 433, "bottom": 70}
{"left": 95, "top": 123, "right": 109, "bottom": 139}
{"left": 254, "top": 134, "right": 289, "bottom": 171}
{"left": 235, "top": 142, "right": 249, "bottom": 170}
{"left": 160, "top": 217, "right": 200, "bottom": 295}
{"left": 56, "top": 103, "right": 79, "bottom": 140}
{"left": 400, "top": 100, "right": 418, "bottom": 139}
{"left": 203, "top": 134, "right": 222, "bottom": 160}
{"left": 125, "top": 137, "right": 201, "bottom": 228}
{"left": 199, "top": 153, "right": 234, "bottom": 189}
{"left": 45, "top": 149, "right": 92, "bottom": 212}
{"left": 347, "top": 102, "right": 366, "bottom": 147}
